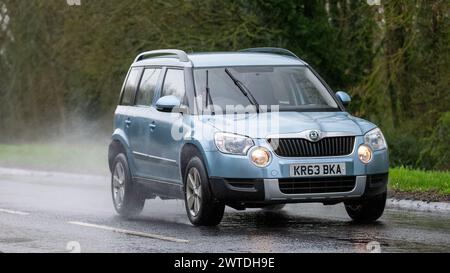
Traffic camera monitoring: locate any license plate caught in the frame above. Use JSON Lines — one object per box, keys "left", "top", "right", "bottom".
{"left": 290, "top": 163, "right": 346, "bottom": 177}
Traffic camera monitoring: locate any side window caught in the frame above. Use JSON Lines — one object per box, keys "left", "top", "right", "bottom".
{"left": 121, "top": 68, "right": 141, "bottom": 106}
{"left": 135, "top": 68, "right": 161, "bottom": 106}
{"left": 162, "top": 69, "right": 186, "bottom": 101}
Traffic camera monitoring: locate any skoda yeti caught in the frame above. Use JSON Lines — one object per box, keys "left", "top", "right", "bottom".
{"left": 108, "top": 48, "right": 389, "bottom": 226}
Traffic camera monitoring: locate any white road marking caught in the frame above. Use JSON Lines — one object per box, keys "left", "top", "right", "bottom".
{"left": 68, "top": 221, "right": 189, "bottom": 243}
{"left": 0, "top": 208, "right": 30, "bottom": 216}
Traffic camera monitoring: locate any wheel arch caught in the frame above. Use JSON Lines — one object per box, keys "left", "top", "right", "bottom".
{"left": 179, "top": 142, "right": 210, "bottom": 184}
{"left": 109, "top": 130, "right": 131, "bottom": 172}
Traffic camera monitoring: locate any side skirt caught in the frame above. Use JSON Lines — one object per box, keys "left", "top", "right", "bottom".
{"left": 134, "top": 177, "right": 184, "bottom": 200}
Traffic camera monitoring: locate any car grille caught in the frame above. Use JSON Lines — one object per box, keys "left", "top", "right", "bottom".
{"left": 268, "top": 136, "right": 355, "bottom": 157}
{"left": 278, "top": 176, "right": 357, "bottom": 194}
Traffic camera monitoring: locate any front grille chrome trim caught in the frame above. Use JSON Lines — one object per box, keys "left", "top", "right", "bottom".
{"left": 268, "top": 136, "right": 356, "bottom": 158}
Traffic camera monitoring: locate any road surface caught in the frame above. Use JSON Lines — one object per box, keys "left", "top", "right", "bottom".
{"left": 0, "top": 168, "right": 449, "bottom": 253}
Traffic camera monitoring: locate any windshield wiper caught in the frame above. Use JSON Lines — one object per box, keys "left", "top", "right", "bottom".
{"left": 205, "top": 70, "right": 213, "bottom": 108}
{"left": 225, "top": 68, "right": 260, "bottom": 113}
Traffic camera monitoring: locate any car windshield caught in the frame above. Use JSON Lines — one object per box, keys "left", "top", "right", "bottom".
{"left": 194, "top": 66, "right": 340, "bottom": 113}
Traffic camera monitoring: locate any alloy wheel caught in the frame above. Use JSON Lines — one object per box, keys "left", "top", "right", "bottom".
{"left": 112, "top": 162, "right": 126, "bottom": 210}
{"left": 186, "top": 167, "right": 202, "bottom": 217}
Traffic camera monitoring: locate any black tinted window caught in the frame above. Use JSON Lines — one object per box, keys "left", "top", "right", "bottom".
{"left": 121, "top": 68, "right": 141, "bottom": 105}
{"left": 135, "top": 68, "right": 161, "bottom": 106}
{"left": 162, "top": 69, "right": 185, "bottom": 101}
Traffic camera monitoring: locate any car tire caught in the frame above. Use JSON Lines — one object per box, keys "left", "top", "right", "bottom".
{"left": 262, "top": 204, "right": 286, "bottom": 211}
{"left": 344, "top": 192, "right": 387, "bottom": 223}
{"left": 111, "top": 153, "right": 145, "bottom": 218}
{"left": 184, "top": 156, "right": 225, "bottom": 226}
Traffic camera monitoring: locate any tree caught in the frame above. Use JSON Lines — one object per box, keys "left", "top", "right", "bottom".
{"left": 0, "top": 0, "right": 448, "bottom": 170}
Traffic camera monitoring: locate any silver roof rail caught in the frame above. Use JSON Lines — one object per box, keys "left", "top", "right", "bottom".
{"left": 239, "top": 47, "right": 300, "bottom": 59}
{"left": 134, "top": 49, "right": 190, "bottom": 63}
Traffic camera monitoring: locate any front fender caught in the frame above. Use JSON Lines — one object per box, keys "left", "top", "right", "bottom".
{"left": 179, "top": 139, "right": 211, "bottom": 175}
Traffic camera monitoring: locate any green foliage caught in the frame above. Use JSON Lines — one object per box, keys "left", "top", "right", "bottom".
{"left": 419, "top": 112, "right": 450, "bottom": 170}
{"left": 352, "top": 0, "right": 450, "bottom": 170}
{"left": 245, "top": 0, "right": 376, "bottom": 88}
{"left": 386, "top": 132, "right": 423, "bottom": 169}
{"left": 0, "top": 0, "right": 449, "bottom": 170}
{"left": 390, "top": 167, "right": 450, "bottom": 194}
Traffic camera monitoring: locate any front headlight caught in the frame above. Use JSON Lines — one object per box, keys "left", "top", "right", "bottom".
{"left": 364, "top": 128, "right": 387, "bottom": 151}
{"left": 214, "top": 132, "right": 254, "bottom": 155}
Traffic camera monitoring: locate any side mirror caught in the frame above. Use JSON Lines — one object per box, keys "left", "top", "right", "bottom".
{"left": 156, "top": 95, "right": 182, "bottom": 112}
{"left": 336, "top": 91, "right": 352, "bottom": 107}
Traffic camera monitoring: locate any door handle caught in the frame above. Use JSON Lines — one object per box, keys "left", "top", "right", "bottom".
{"left": 149, "top": 121, "right": 157, "bottom": 131}
{"left": 125, "top": 118, "right": 132, "bottom": 128}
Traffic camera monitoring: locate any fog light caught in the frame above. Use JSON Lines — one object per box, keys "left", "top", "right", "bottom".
{"left": 358, "top": 145, "right": 373, "bottom": 164}
{"left": 251, "top": 147, "right": 271, "bottom": 167}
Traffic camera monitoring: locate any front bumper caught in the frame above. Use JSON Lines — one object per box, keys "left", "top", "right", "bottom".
{"left": 203, "top": 137, "right": 389, "bottom": 179}
{"left": 205, "top": 136, "right": 389, "bottom": 205}
{"left": 209, "top": 174, "right": 388, "bottom": 205}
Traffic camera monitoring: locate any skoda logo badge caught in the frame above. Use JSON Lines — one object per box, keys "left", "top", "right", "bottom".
{"left": 309, "top": 130, "right": 321, "bottom": 142}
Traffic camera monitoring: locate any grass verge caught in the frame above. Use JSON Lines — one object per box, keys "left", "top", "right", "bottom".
{"left": 0, "top": 143, "right": 108, "bottom": 175}
{"left": 389, "top": 167, "right": 450, "bottom": 202}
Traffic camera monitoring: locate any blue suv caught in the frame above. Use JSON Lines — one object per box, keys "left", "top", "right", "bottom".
{"left": 108, "top": 48, "right": 389, "bottom": 226}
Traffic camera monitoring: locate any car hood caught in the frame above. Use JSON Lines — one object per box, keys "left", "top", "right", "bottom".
{"left": 203, "top": 112, "right": 377, "bottom": 139}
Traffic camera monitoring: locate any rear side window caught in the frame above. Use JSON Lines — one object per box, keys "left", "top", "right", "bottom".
{"left": 121, "top": 68, "right": 141, "bottom": 105}
{"left": 162, "top": 69, "right": 186, "bottom": 101}
{"left": 135, "top": 68, "right": 161, "bottom": 106}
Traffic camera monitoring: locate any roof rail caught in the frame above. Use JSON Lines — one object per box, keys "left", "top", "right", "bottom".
{"left": 239, "top": 47, "right": 299, "bottom": 59}
{"left": 134, "top": 49, "right": 190, "bottom": 63}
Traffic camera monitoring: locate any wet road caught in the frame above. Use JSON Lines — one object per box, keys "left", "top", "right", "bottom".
{"left": 0, "top": 168, "right": 449, "bottom": 253}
